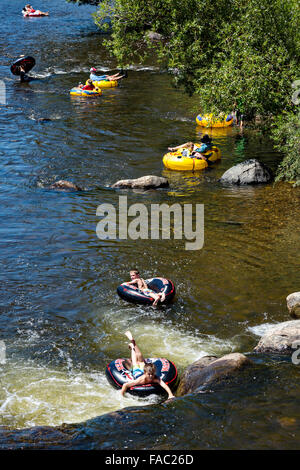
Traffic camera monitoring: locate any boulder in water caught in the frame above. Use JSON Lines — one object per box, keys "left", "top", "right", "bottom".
{"left": 287, "top": 292, "right": 300, "bottom": 318}
{"left": 177, "top": 353, "right": 252, "bottom": 396}
{"left": 219, "top": 159, "right": 273, "bottom": 185}
{"left": 37, "top": 118, "right": 52, "bottom": 123}
{"left": 49, "top": 180, "right": 82, "bottom": 191}
{"left": 254, "top": 320, "right": 300, "bottom": 354}
{"left": 111, "top": 175, "right": 169, "bottom": 189}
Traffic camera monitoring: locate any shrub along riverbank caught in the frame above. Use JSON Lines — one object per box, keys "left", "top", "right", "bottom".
{"left": 71, "top": 0, "right": 300, "bottom": 185}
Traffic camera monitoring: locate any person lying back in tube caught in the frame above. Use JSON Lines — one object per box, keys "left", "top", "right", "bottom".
{"left": 168, "top": 134, "right": 213, "bottom": 160}
{"left": 89, "top": 67, "right": 127, "bottom": 82}
{"left": 23, "top": 4, "right": 49, "bottom": 15}
{"left": 122, "top": 269, "right": 166, "bottom": 306}
{"left": 121, "top": 331, "right": 175, "bottom": 399}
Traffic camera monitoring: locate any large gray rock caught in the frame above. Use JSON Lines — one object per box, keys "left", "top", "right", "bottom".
{"left": 254, "top": 320, "right": 300, "bottom": 354}
{"left": 287, "top": 292, "right": 300, "bottom": 318}
{"left": 145, "top": 31, "right": 164, "bottom": 41}
{"left": 111, "top": 175, "right": 169, "bottom": 189}
{"left": 219, "top": 159, "right": 273, "bottom": 185}
{"left": 49, "top": 180, "right": 82, "bottom": 191}
{"left": 177, "top": 353, "right": 252, "bottom": 396}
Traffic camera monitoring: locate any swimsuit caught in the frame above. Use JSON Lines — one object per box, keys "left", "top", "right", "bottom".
{"left": 132, "top": 365, "right": 144, "bottom": 379}
{"left": 142, "top": 288, "right": 153, "bottom": 296}
{"left": 194, "top": 143, "right": 212, "bottom": 153}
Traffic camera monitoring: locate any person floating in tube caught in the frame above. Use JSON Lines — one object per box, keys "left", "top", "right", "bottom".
{"left": 22, "top": 4, "right": 49, "bottom": 16}
{"left": 121, "top": 331, "right": 175, "bottom": 399}
{"left": 11, "top": 56, "right": 42, "bottom": 84}
{"left": 14, "top": 56, "right": 35, "bottom": 83}
{"left": 89, "top": 67, "right": 127, "bottom": 82}
{"left": 168, "top": 134, "right": 213, "bottom": 161}
{"left": 78, "top": 79, "right": 98, "bottom": 91}
{"left": 123, "top": 269, "right": 166, "bottom": 306}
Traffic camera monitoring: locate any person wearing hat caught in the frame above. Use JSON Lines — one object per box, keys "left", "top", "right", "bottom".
{"left": 168, "top": 134, "right": 213, "bottom": 160}
{"left": 89, "top": 67, "right": 127, "bottom": 82}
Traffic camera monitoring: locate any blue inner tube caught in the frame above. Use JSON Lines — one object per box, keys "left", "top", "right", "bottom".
{"left": 117, "top": 277, "right": 175, "bottom": 305}
{"left": 106, "top": 358, "right": 178, "bottom": 397}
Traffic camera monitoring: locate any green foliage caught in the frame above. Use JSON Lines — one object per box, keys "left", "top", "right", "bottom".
{"left": 94, "top": 0, "right": 299, "bottom": 115}
{"left": 271, "top": 110, "right": 300, "bottom": 185}
{"left": 79, "top": 0, "right": 300, "bottom": 182}
{"left": 67, "top": 0, "right": 100, "bottom": 5}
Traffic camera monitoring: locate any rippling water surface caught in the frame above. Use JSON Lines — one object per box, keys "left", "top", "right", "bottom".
{"left": 0, "top": 0, "right": 300, "bottom": 450}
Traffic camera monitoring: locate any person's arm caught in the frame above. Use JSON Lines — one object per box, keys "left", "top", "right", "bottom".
{"left": 158, "top": 379, "right": 175, "bottom": 399}
{"left": 121, "top": 376, "right": 144, "bottom": 396}
{"left": 122, "top": 279, "right": 138, "bottom": 286}
{"left": 121, "top": 382, "right": 132, "bottom": 396}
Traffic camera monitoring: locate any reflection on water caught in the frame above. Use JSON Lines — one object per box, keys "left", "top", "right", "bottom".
{"left": 0, "top": 0, "right": 300, "bottom": 450}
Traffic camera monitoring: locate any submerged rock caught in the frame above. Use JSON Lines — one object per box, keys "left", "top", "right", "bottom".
{"left": 219, "top": 159, "right": 273, "bottom": 185}
{"left": 49, "top": 180, "right": 82, "bottom": 191}
{"left": 111, "top": 175, "right": 169, "bottom": 189}
{"left": 177, "top": 353, "right": 252, "bottom": 396}
{"left": 37, "top": 118, "right": 52, "bottom": 122}
{"left": 286, "top": 292, "right": 300, "bottom": 318}
{"left": 254, "top": 320, "right": 300, "bottom": 354}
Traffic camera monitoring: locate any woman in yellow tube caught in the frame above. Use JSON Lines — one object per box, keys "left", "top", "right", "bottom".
{"left": 168, "top": 134, "right": 213, "bottom": 161}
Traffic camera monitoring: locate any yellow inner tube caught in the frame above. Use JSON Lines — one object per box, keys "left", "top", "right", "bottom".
{"left": 196, "top": 113, "right": 233, "bottom": 128}
{"left": 70, "top": 87, "right": 102, "bottom": 97}
{"left": 163, "top": 145, "right": 221, "bottom": 171}
{"left": 88, "top": 79, "right": 118, "bottom": 89}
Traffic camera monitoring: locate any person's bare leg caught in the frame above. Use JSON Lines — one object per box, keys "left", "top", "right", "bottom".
{"left": 151, "top": 293, "right": 160, "bottom": 306}
{"left": 125, "top": 331, "right": 144, "bottom": 363}
{"left": 128, "top": 342, "right": 138, "bottom": 366}
{"left": 151, "top": 292, "right": 165, "bottom": 306}
{"left": 108, "top": 74, "right": 120, "bottom": 81}
{"left": 125, "top": 330, "right": 134, "bottom": 342}
{"left": 110, "top": 73, "right": 124, "bottom": 80}
{"left": 168, "top": 142, "right": 193, "bottom": 152}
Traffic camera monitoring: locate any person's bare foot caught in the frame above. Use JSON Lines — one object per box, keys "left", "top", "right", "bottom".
{"left": 125, "top": 330, "right": 133, "bottom": 341}
{"left": 160, "top": 293, "right": 166, "bottom": 303}
{"left": 125, "top": 330, "right": 136, "bottom": 346}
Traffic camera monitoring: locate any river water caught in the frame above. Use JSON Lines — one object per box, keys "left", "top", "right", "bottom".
{"left": 0, "top": 0, "right": 300, "bottom": 450}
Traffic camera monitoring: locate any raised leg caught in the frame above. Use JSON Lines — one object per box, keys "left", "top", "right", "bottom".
{"left": 125, "top": 331, "right": 145, "bottom": 364}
